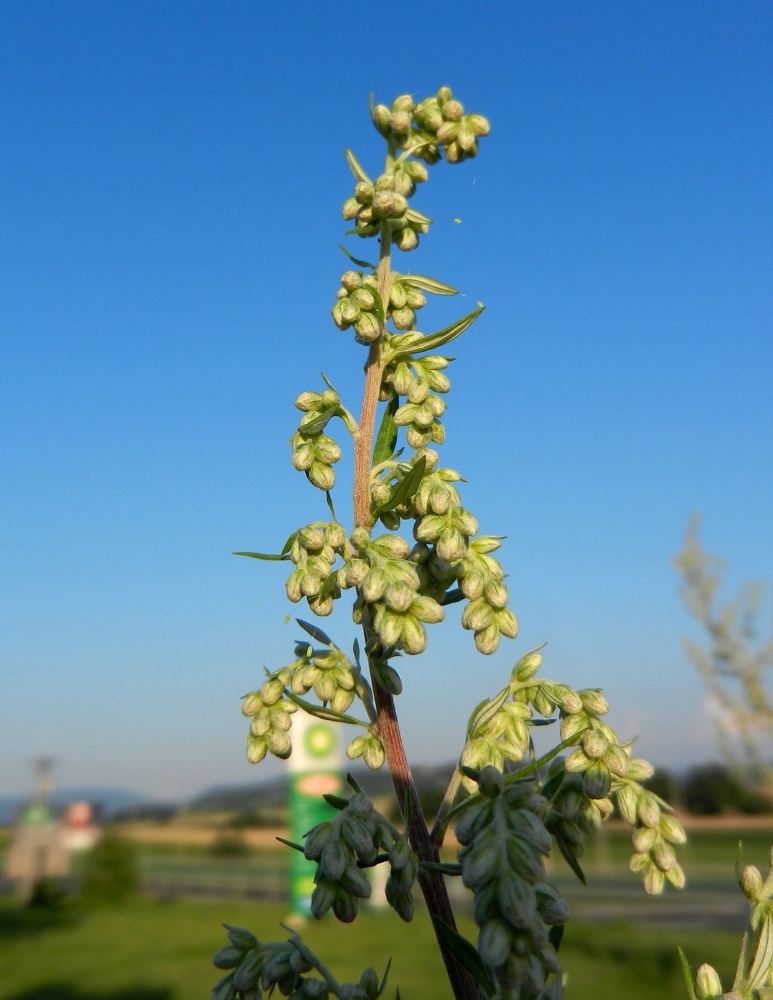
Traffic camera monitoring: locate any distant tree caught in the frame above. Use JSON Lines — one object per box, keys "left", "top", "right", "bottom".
{"left": 675, "top": 514, "right": 773, "bottom": 782}
{"left": 681, "top": 763, "right": 772, "bottom": 816}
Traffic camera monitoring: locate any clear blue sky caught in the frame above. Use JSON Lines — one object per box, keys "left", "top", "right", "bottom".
{"left": 2, "top": 1, "right": 771, "bottom": 801}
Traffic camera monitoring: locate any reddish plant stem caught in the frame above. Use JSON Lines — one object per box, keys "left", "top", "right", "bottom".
{"left": 368, "top": 670, "right": 481, "bottom": 1000}
{"left": 353, "top": 223, "right": 480, "bottom": 1000}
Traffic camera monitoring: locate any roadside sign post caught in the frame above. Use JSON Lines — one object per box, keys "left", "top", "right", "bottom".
{"left": 287, "top": 713, "right": 343, "bottom": 917}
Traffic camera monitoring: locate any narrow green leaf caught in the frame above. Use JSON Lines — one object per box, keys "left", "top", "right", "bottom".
{"left": 280, "top": 531, "right": 298, "bottom": 556}
{"left": 346, "top": 772, "right": 363, "bottom": 793}
{"left": 378, "top": 958, "right": 391, "bottom": 997}
{"left": 275, "top": 837, "right": 306, "bottom": 854}
{"left": 405, "top": 207, "right": 432, "bottom": 226}
{"left": 369, "top": 288, "right": 386, "bottom": 325}
{"left": 338, "top": 244, "right": 375, "bottom": 270}
{"left": 375, "top": 457, "right": 426, "bottom": 514}
{"left": 296, "top": 619, "right": 333, "bottom": 646}
{"left": 554, "top": 830, "right": 587, "bottom": 885}
{"left": 401, "top": 274, "right": 458, "bottom": 296}
{"left": 234, "top": 551, "right": 290, "bottom": 562}
{"left": 548, "top": 923, "right": 565, "bottom": 953}
{"left": 407, "top": 305, "right": 485, "bottom": 356}
{"left": 678, "top": 947, "right": 698, "bottom": 1000}
{"left": 748, "top": 914, "right": 773, "bottom": 987}
{"left": 345, "top": 147, "right": 371, "bottom": 184}
{"left": 297, "top": 411, "right": 331, "bottom": 436}
{"left": 467, "top": 685, "right": 511, "bottom": 738}
{"left": 323, "top": 793, "right": 350, "bottom": 811}
{"left": 373, "top": 393, "right": 399, "bottom": 466}
{"left": 430, "top": 916, "right": 496, "bottom": 995}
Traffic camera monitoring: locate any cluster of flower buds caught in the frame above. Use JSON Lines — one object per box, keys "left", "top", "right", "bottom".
{"left": 457, "top": 536, "right": 517, "bottom": 654}
{"left": 456, "top": 767, "right": 567, "bottom": 997}
{"left": 285, "top": 522, "right": 346, "bottom": 617}
{"left": 370, "top": 93, "right": 417, "bottom": 149}
{"left": 460, "top": 697, "right": 532, "bottom": 789}
{"left": 287, "top": 640, "right": 356, "bottom": 713}
{"left": 331, "top": 270, "right": 382, "bottom": 344}
{"left": 617, "top": 780, "right": 687, "bottom": 894}
{"left": 343, "top": 528, "right": 445, "bottom": 655}
{"left": 291, "top": 390, "right": 344, "bottom": 492}
{"left": 242, "top": 672, "right": 297, "bottom": 763}
{"left": 542, "top": 760, "right": 614, "bottom": 862}
{"left": 346, "top": 730, "right": 385, "bottom": 770}
{"left": 342, "top": 173, "right": 431, "bottom": 250}
{"left": 393, "top": 390, "right": 446, "bottom": 448}
{"left": 387, "top": 274, "right": 428, "bottom": 330}
{"left": 413, "top": 86, "right": 491, "bottom": 164}
{"left": 304, "top": 789, "right": 418, "bottom": 923}
{"left": 212, "top": 923, "right": 390, "bottom": 1000}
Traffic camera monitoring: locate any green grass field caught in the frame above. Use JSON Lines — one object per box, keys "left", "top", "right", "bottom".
{"left": 0, "top": 894, "right": 744, "bottom": 1000}
{"left": 1, "top": 822, "right": 769, "bottom": 999}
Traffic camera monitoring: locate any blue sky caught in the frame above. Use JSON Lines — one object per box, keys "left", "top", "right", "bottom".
{"left": 2, "top": 2, "right": 771, "bottom": 801}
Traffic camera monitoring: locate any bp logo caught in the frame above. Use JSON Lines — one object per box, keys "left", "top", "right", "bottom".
{"left": 304, "top": 722, "right": 336, "bottom": 758}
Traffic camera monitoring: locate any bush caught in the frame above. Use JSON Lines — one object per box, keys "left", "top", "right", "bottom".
{"left": 79, "top": 833, "right": 138, "bottom": 905}
{"left": 681, "top": 764, "right": 772, "bottom": 815}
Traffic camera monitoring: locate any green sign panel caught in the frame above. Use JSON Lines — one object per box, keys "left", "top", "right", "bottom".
{"left": 288, "top": 715, "right": 343, "bottom": 917}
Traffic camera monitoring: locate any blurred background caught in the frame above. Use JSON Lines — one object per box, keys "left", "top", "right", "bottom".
{"left": 1, "top": 1, "right": 771, "bottom": 997}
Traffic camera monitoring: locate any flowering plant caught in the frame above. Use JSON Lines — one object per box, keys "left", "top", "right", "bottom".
{"left": 211, "top": 87, "right": 687, "bottom": 1000}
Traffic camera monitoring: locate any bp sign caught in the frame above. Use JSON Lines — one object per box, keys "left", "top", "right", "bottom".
{"left": 288, "top": 713, "right": 343, "bottom": 917}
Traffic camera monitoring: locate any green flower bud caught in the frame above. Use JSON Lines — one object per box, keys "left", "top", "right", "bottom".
{"left": 653, "top": 841, "right": 677, "bottom": 872}
{"left": 632, "top": 826, "right": 657, "bottom": 853}
{"left": 616, "top": 783, "right": 639, "bottom": 825}
{"left": 342, "top": 197, "right": 360, "bottom": 220}
{"left": 474, "top": 622, "right": 501, "bottom": 655}
{"left": 477, "top": 764, "right": 505, "bottom": 797}
{"left": 659, "top": 814, "right": 687, "bottom": 844}
{"left": 460, "top": 831, "right": 502, "bottom": 889}
{"left": 642, "top": 864, "right": 665, "bottom": 895}
{"left": 740, "top": 863, "right": 764, "bottom": 902}
{"left": 354, "top": 312, "right": 381, "bottom": 342}
{"left": 246, "top": 734, "right": 267, "bottom": 764}
{"left": 362, "top": 735, "right": 385, "bottom": 770}
{"left": 695, "top": 963, "right": 722, "bottom": 1000}
{"left": 266, "top": 729, "right": 291, "bottom": 758}
{"left": 580, "top": 689, "right": 609, "bottom": 716}
{"left": 213, "top": 945, "right": 244, "bottom": 970}
{"left": 211, "top": 972, "right": 237, "bottom": 1000}
{"left": 535, "top": 882, "right": 571, "bottom": 924}
{"left": 637, "top": 792, "right": 661, "bottom": 829}
{"left": 626, "top": 758, "right": 655, "bottom": 781}
{"left": 582, "top": 729, "right": 609, "bottom": 760}
{"left": 390, "top": 109, "right": 412, "bottom": 135}
{"left": 372, "top": 103, "right": 391, "bottom": 135}
{"left": 665, "top": 863, "right": 686, "bottom": 889}
{"left": 583, "top": 761, "right": 612, "bottom": 799}
{"left": 233, "top": 950, "right": 263, "bottom": 992}
{"left": 308, "top": 462, "right": 335, "bottom": 491}
{"left": 310, "top": 879, "right": 336, "bottom": 919}
{"left": 495, "top": 607, "right": 518, "bottom": 639}
{"left": 478, "top": 919, "right": 513, "bottom": 970}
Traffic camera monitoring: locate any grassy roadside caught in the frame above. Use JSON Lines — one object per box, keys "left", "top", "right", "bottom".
{"left": 0, "top": 895, "right": 743, "bottom": 1000}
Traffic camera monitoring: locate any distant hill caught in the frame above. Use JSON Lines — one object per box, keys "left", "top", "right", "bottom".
{"left": 188, "top": 762, "right": 458, "bottom": 814}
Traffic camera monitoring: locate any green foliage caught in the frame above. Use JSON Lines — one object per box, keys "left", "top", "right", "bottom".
{"left": 79, "top": 833, "right": 139, "bottom": 906}
{"left": 681, "top": 764, "right": 772, "bottom": 817}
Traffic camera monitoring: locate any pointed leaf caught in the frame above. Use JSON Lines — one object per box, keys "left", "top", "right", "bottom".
{"left": 281, "top": 531, "right": 299, "bottom": 556}
{"left": 345, "top": 147, "right": 371, "bottom": 184}
{"left": 678, "top": 948, "right": 698, "bottom": 1000}
{"left": 296, "top": 619, "right": 333, "bottom": 646}
{"left": 405, "top": 207, "right": 432, "bottom": 226}
{"left": 398, "top": 306, "right": 484, "bottom": 357}
{"left": 373, "top": 393, "right": 399, "bottom": 466}
{"left": 467, "top": 685, "right": 511, "bottom": 738}
{"left": 748, "top": 914, "right": 773, "bottom": 987}
{"left": 234, "top": 551, "right": 290, "bottom": 562}
{"left": 338, "top": 243, "right": 375, "bottom": 270}
{"left": 401, "top": 274, "right": 458, "bottom": 296}
{"left": 323, "top": 793, "right": 350, "bottom": 811}
{"left": 275, "top": 837, "right": 306, "bottom": 854}
{"left": 419, "top": 861, "right": 462, "bottom": 876}
{"left": 548, "top": 923, "right": 565, "bottom": 953}
{"left": 375, "top": 457, "right": 426, "bottom": 514}
{"left": 555, "top": 830, "right": 587, "bottom": 885}
{"left": 297, "top": 411, "right": 331, "bottom": 436}
{"left": 346, "top": 772, "right": 363, "bottom": 793}
{"left": 378, "top": 958, "right": 392, "bottom": 997}
{"left": 431, "top": 916, "right": 496, "bottom": 995}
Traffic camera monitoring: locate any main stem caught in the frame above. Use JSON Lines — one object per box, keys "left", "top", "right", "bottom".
{"left": 353, "top": 223, "right": 481, "bottom": 1000}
